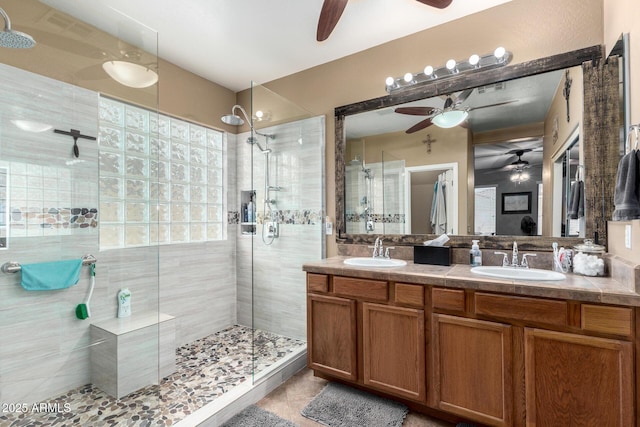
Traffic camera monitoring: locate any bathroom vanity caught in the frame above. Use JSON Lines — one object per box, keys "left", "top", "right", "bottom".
{"left": 303, "top": 257, "right": 639, "bottom": 426}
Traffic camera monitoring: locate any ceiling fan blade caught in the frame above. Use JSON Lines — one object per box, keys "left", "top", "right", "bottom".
{"left": 406, "top": 117, "right": 434, "bottom": 134}
{"left": 469, "top": 100, "right": 518, "bottom": 111}
{"left": 415, "top": 0, "right": 453, "bottom": 9}
{"left": 317, "top": 0, "right": 349, "bottom": 41}
{"left": 395, "top": 106, "right": 437, "bottom": 116}
{"left": 454, "top": 88, "right": 474, "bottom": 105}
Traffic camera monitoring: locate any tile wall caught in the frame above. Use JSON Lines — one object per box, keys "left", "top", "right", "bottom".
{"left": 345, "top": 160, "right": 406, "bottom": 234}
{"left": 236, "top": 117, "right": 325, "bottom": 341}
{"left": 0, "top": 64, "right": 238, "bottom": 406}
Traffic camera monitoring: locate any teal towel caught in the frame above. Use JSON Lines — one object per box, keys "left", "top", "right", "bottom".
{"left": 20, "top": 259, "right": 83, "bottom": 291}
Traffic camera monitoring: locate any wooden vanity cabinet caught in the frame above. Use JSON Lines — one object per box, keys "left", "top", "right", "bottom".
{"left": 307, "top": 274, "right": 427, "bottom": 402}
{"left": 306, "top": 272, "right": 636, "bottom": 426}
{"left": 431, "top": 314, "right": 513, "bottom": 427}
{"left": 524, "top": 328, "right": 633, "bottom": 426}
{"left": 362, "top": 302, "right": 426, "bottom": 401}
{"left": 307, "top": 293, "right": 357, "bottom": 381}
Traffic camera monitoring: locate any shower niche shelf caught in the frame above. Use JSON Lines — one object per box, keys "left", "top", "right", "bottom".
{"left": 240, "top": 190, "right": 256, "bottom": 235}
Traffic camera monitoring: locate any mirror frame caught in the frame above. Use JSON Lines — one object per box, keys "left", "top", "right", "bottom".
{"left": 334, "top": 45, "right": 606, "bottom": 250}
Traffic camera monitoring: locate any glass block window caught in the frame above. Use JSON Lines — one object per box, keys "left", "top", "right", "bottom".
{"left": 98, "top": 97, "right": 225, "bottom": 249}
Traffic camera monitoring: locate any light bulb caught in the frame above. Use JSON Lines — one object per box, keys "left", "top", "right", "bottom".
{"left": 469, "top": 54, "right": 480, "bottom": 66}
{"left": 446, "top": 59, "right": 457, "bottom": 74}
{"left": 255, "top": 110, "right": 264, "bottom": 119}
{"left": 423, "top": 65, "right": 434, "bottom": 76}
{"left": 403, "top": 72, "right": 413, "bottom": 83}
{"left": 494, "top": 46, "right": 506, "bottom": 59}
{"left": 385, "top": 76, "right": 395, "bottom": 86}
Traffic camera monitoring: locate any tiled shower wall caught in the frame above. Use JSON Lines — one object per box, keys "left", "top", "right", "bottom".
{"left": 236, "top": 117, "right": 325, "bottom": 341}
{"left": 0, "top": 64, "right": 238, "bottom": 404}
{"left": 345, "top": 160, "right": 406, "bottom": 234}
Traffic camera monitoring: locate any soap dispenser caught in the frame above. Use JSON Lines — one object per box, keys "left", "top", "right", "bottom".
{"left": 470, "top": 240, "right": 482, "bottom": 267}
{"left": 117, "top": 288, "right": 131, "bottom": 318}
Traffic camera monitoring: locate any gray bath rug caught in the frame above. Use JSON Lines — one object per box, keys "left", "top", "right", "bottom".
{"left": 301, "top": 382, "right": 408, "bottom": 427}
{"left": 221, "top": 404, "right": 298, "bottom": 427}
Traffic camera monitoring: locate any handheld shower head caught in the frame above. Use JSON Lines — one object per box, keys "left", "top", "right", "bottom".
{"left": 0, "top": 8, "right": 35, "bottom": 49}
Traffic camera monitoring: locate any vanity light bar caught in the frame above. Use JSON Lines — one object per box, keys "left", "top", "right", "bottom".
{"left": 385, "top": 47, "right": 512, "bottom": 93}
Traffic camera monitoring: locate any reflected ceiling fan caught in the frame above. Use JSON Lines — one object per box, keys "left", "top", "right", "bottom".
{"left": 395, "top": 89, "right": 517, "bottom": 133}
{"left": 500, "top": 149, "right": 533, "bottom": 171}
{"left": 317, "top": 0, "right": 453, "bottom": 41}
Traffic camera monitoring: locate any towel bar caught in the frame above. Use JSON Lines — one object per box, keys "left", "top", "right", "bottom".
{"left": 1, "top": 254, "right": 97, "bottom": 274}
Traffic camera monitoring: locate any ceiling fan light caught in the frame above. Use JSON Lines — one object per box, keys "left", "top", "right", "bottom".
{"left": 102, "top": 60, "right": 158, "bottom": 88}
{"left": 432, "top": 110, "right": 468, "bottom": 128}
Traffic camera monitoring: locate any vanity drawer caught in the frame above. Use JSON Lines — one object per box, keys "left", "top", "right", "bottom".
{"left": 333, "top": 276, "right": 388, "bottom": 301}
{"left": 394, "top": 283, "right": 424, "bottom": 307}
{"left": 432, "top": 288, "right": 465, "bottom": 313}
{"left": 581, "top": 305, "right": 633, "bottom": 336}
{"left": 307, "top": 273, "right": 329, "bottom": 293}
{"left": 475, "top": 293, "right": 568, "bottom": 326}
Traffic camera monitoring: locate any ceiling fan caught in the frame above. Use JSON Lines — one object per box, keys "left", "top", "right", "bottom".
{"left": 317, "top": 0, "right": 453, "bottom": 42}
{"left": 395, "top": 89, "right": 517, "bottom": 133}
{"left": 501, "top": 149, "right": 533, "bottom": 171}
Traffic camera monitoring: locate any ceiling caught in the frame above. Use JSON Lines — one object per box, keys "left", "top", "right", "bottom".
{"left": 41, "top": 0, "right": 512, "bottom": 92}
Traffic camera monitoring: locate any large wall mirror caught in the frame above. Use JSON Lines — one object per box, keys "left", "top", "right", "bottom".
{"left": 335, "top": 42, "right": 628, "bottom": 248}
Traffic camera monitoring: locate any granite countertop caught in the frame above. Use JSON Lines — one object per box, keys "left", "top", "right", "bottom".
{"left": 302, "top": 256, "right": 640, "bottom": 307}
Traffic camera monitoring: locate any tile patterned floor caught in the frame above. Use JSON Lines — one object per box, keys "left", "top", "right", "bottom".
{"left": 0, "top": 325, "right": 306, "bottom": 427}
{"left": 257, "top": 369, "right": 456, "bottom": 427}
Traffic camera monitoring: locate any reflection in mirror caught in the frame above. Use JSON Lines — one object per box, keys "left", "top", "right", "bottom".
{"left": 344, "top": 66, "right": 579, "bottom": 237}
{"left": 0, "top": 167, "right": 7, "bottom": 249}
{"left": 335, "top": 46, "right": 628, "bottom": 250}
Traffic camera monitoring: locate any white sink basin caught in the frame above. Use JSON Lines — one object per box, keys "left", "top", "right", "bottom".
{"left": 471, "top": 266, "right": 565, "bottom": 281}
{"left": 344, "top": 257, "right": 407, "bottom": 268}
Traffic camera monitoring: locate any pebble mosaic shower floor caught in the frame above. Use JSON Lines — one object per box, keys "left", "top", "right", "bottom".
{"left": 0, "top": 325, "right": 306, "bottom": 427}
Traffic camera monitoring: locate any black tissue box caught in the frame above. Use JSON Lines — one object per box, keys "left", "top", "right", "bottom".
{"left": 414, "top": 245, "right": 451, "bottom": 266}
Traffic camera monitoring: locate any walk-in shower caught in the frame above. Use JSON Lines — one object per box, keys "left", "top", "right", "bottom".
{"left": 1, "top": 3, "right": 321, "bottom": 425}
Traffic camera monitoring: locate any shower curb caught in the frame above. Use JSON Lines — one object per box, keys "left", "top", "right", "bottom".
{"left": 174, "top": 347, "right": 308, "bottom": 427}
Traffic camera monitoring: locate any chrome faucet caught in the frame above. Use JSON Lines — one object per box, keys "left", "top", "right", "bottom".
{"left": 370, "top": 237, "right": 382, "bottom": 258}
{"left": 494, "top": 242, "right": 536, "bottom": 268}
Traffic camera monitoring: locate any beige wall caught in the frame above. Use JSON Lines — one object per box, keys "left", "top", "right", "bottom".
{"left": 0, "top": 0, "right": 237, "bottom": 133}
{"left": 254, "top": 0, "right": 603, "bottom": 256}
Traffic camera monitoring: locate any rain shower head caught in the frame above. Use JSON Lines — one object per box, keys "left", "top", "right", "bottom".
{"left": 0, "top": 7, "right": 35, "bottom": 49}
{"left": 221, "top": 104, "right": 250, "bottom": 126}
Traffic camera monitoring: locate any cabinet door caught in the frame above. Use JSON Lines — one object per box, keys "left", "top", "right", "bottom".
{"left": 307, "top": 294, "right": 357, "bottom": 381}
{"left": 524, "top": 328, "right": 633, "bottom": 427}
{"left": 432, "top": 314, "right": 512, "bottom": 427}
{"left": 362, "top": 303, "right": 426, "bottom": 402}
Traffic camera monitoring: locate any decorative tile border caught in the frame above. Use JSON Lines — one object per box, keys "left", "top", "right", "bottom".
{"left": 229, "top": 210, "right": 324, "bottom": 225}
{"left": 10, "top": 207, "right": 98, "bottom": 229}
{"left": 346, "top": 213, "right": 405, "bottom": 224}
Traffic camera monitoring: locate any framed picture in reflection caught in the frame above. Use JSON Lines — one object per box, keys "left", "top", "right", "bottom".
{"left": 502, "top": 192, "right": 531, "bottom": 214}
